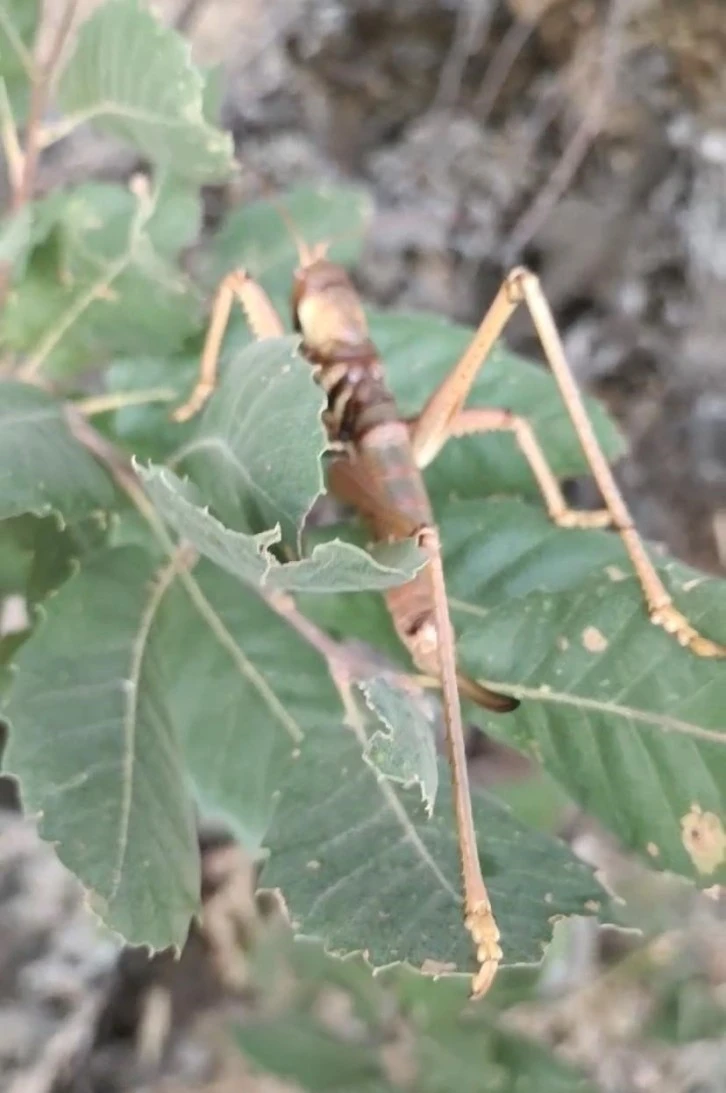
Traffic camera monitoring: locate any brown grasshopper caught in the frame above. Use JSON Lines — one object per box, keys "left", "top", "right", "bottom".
{"left": 172, "top": 225, "right": 725, "bottom": 998}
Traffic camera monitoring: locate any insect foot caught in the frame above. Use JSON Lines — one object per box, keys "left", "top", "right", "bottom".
{"left": 651, "top": 603, "right": 726, "bottom": 658}
{"left": 172, "top": 381, "right": 214, "bottom": 423}
{"left": 465, "top": 898, "right": 503, "bottom": 999}
{"left": 553, "top": 508, "right": 613, "bottom": 530}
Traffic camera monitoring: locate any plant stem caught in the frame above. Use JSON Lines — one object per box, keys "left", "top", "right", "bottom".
{"left": 0, "top": 79, "right": 24, "bottom": 194}
{"left": 0, "top": 0, "right": 79, "bottom": 315}
{"left": 12, "top": 0, "right": 79, "bottom": 212}
{"left": 17, "top": 175, "right": 158, "bottom": 381}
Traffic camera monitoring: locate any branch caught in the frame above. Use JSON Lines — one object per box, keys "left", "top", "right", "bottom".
{"left": 12, "top": 0, "right": 79, "bottom": 212}
{"left": 0, "top": 0, "right": 79, "bottom": 315}
{"left": 503, "top": 0, "right": 628, "bottom": 263}
{"left": 0, "top": 78, "right": 24, "bottom": 193}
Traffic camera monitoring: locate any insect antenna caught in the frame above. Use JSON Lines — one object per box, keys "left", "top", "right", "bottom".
{"left": 255, "top": 182, "right": 329, "bottom": 268}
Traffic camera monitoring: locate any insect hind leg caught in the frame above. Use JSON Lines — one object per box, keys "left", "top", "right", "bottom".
{"left": 409, "top": 267, "right": 726, "bottom": 658}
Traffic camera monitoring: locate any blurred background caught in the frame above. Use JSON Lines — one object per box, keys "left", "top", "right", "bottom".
{"left": 4, "top": 1, "right": 726, "bottom": 1090}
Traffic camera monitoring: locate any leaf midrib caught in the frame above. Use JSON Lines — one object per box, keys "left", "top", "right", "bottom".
{"left": 109, "top": 557, "right": 178, "bottom": 900}
{"left": 486, "top": 679, "right": 726, "bottom": 745}
{"left": 62, "top": 101, "right": 216, "bottom": 134}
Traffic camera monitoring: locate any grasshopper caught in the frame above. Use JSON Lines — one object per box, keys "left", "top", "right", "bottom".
{"left": 173, "top": 217, "right": 725, "bottom": 997}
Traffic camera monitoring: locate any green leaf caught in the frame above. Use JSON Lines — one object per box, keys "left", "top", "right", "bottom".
{"left": 267, "top": 539, "right": 425, "bottom": 593}
{"left": 439, "top": 502, "right": 726, "bottom": 883}
{"left": 104, "top": 354, "right": 199, "bottom": 463}
{"left": 0, "top": 511, "right": 109, "bottom": 603}
{"left": 0, "top": 206, "right": 32, "bottom": 271}
{"left": 0, "top": 382, "right": 115, "bottom": 521}
{"left": 0, "top": 512, "right": 111, "bottom": 695}
{"left": 174, "top": 336, "right": 326, "bottom": 543}
{"left": 0, "top": 0, "right": 38, "bottom": 118}
{"left": 439, "top": 496, "right": 629, "bottom": 611}
{"left": 139, "top": 464, "right": 425, "bottom": 593}
{"left": 3, "top": 541, "right": 333, "bottom": 879}
{"left": 236, "top": 936, "right": 595, "bottom": 1093}
{"left": 0, "top": 517, "right": 34, "bottom": 595}
{"left": 486, "top": 768, "right": 573, "bottom": 834}
{"left": 360, "top": 675, "right": 439, "bottom": 813}
{"left": 2, "top": 547, "right": 200, "bottom": 947}
{"left": 0, "top": 192, "right": 66, "bottom": 284}
{"left": 207, "top": 184, "right": 372, "bottom": 308}
{"left": 367, "top": 310, "right": 625, "bottom": 502}
{"left": 261, "top": 704, "right": 607, "bottom": 976}
{"left": 58, "top": 0, "right": 233, "bottom": 182}
{"left": 144, "top": 177, "right": 203, "bottom": 256}
{"left": 200, "top": 63, "right": 225, "bottom": 125}
{"left": 458, "top": 575, "right": 726, "bottom": 885}
{"left": 3, "top": 183, "right": 203, "bottom": 375}
{"left": 161, "top": 561, "right": 335, "bottom": 852}
{"left": 296, "top": 497, "right": 726, "bottom": 885}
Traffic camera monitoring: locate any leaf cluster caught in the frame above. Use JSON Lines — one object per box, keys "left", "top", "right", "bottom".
{"left": 2, "top": 1, "right": 726, "bottom": 1085}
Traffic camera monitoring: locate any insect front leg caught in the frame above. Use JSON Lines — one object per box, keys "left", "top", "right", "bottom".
{"left": 173, "top": 270, "right": 286, "bottom": 423}
{"left": 408, "top": 267, "right": 726, "bottom": 659}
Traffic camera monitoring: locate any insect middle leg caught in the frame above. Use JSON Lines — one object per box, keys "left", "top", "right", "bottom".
{"left": 409, "top": 267, "right": 725, "bottom": 658}
{"left": 173, "top": 270, "right": 285, "bottom": 423}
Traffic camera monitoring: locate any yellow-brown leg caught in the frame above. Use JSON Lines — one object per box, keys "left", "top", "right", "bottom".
{"left": 173, "top": 270, "right": 286, "bottom": 423}
{"left": 416, "top": 525, "right": 502, "bottom": 998}
{"left": 325, "top": 453, "right": 505, "bottom": 995}
{"left": 410, "top": 267, "right": 725, "bottom": 658}
{"left": 444, "top": 407, "right": 612, "bottom": 530}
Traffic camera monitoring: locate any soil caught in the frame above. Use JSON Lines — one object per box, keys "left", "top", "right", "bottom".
{"left": 6, "top": 1, "right": 726, "bottom": 1090}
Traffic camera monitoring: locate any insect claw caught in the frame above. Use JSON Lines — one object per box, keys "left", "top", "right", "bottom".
{"left": 650, "top": 605, "right": 726, "bottom": 658}
{"left": 465, "top": 897, "right": 502, "bottom": 999}
{"left": 172, "top": 382, "right": 214, "bottom": 423}
{"left": 553, "top": 509, "right": 613, "bottom": 530}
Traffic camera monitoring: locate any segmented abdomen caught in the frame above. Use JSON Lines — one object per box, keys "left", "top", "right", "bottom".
{"left": 307, "top": 341, "right": 437, "bottom": 665}
{"left": 357, "top": 421, "right": 436, "bottom": 666}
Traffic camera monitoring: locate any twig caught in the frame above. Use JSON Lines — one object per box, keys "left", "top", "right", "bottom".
{"left": 474, "top": 15, "right": 536, "bottom": 122}
{"left": 17, "top": 252, "right": 129, "bottom": 380}
{"left": 433, "top": 0, "right": 494, "bottom": 112}
{"left": 17, "top": 174, "right": 158, "bottom": 381}
{"left": 0, "top": 0, "right": 79, "bottom": 315}
{"left": 63, "top": 407, "right": 161, "bottom": 527}
{"left": 12, "top": 0, "right": 79, "bottom": 212}
{"left": 503, "top": 0, "right": 627, "bottom": 264}
{"left": 35, "top": 108, "right": 96, "bottom": 150}
{"left": 0, "top": 78, "right": 24, "bottom": 193}
{"left": 261, "top": 589, "right": 441, "bottom": 714}
{"left": 261, "top": 590, "right": 348, "bottom": 667}
{"left": 174, "top": 0, "right": 211, "bottom": 35}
